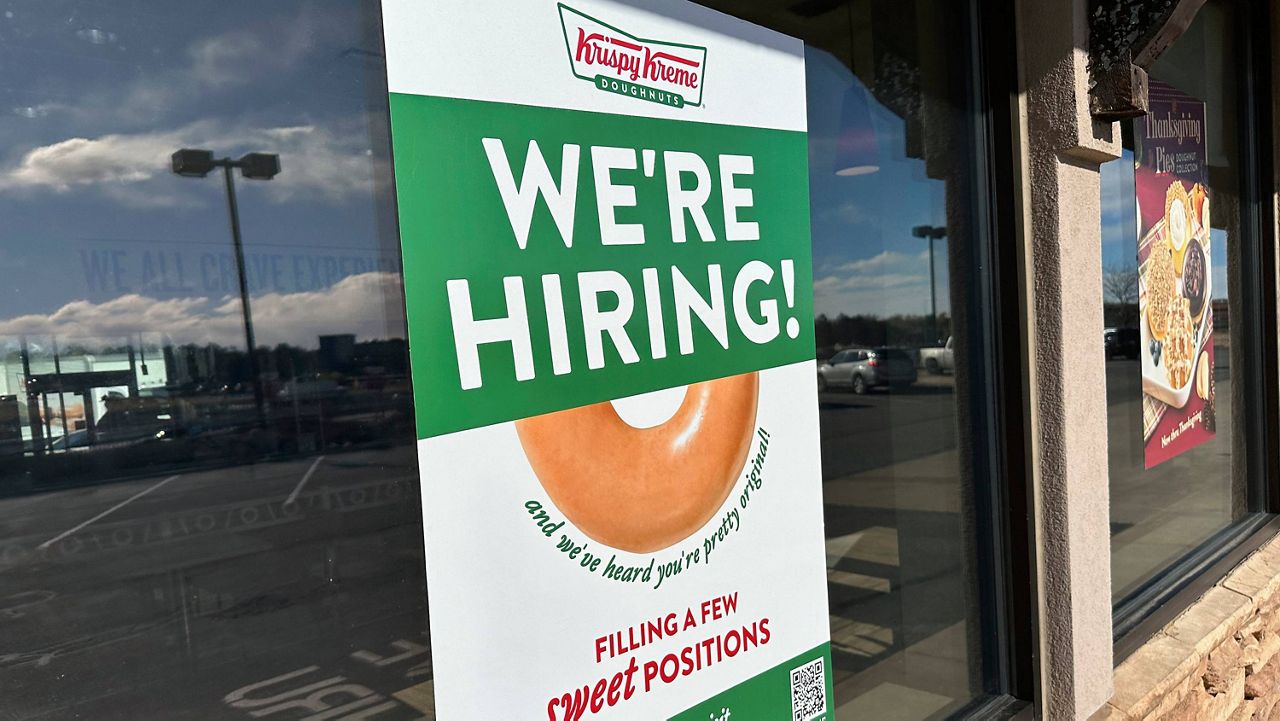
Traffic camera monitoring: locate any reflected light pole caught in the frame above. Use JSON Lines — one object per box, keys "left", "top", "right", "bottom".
{"left": 911, "top": 224, "right": 946, "bottom": 344}
{"left": 172, "top": 149, "right": 280, "bottom": 428}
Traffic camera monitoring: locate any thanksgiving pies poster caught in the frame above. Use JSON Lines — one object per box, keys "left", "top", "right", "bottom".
{"left": 383, "top": 0, "right": 832, "bottom": 718}
{"left": 1136, "top": 81, "right": 1215, "bottom": 469}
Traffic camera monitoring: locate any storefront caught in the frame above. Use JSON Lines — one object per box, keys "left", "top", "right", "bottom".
{"left": 1, "top": 0, "right": 1279, "bottom": 719}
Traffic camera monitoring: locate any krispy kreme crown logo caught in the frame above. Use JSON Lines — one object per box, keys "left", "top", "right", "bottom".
{"left": 558, "top": 3, "right": 707, "bottom": 109}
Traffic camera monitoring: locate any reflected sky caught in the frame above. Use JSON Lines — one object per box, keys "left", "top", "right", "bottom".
{"left": 0, "top": 0, "right": 400, "bottom": 348}
{"left": 0, "top": 3, "right": 986, "bottom": 718}
{"left": 1, "top": 3, "right": 957, "bottom": 345}
{"left": 805, "top": 47, "right": 952, "bottom": 320}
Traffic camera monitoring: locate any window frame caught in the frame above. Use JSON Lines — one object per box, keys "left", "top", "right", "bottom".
{"left": 703, "top": 0, "right": 1036, "bottom": 714}
{"left": 952, "top": 0, "right": 1037, "bottom": 715}
{"left": 1110, "top": 0, "right": 1280, "bottom": 658}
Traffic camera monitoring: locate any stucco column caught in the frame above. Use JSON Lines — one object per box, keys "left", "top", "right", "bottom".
{"left": 1015, "top": 0, "right": 1122, "bottom": 717}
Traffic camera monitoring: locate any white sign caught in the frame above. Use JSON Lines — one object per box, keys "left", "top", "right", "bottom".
{"left": 382, "top": 0, "right": 832, "bottom": 718}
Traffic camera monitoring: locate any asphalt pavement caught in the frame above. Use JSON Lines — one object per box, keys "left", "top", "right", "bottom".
{"left": 0, "top": 444, "right": 434, "bottom": 721}
{"left": 0, "top": 372, "right": 1047, "bottom": 720}
{"left": 815, "top": 377, "right": 977, "bottom": 718}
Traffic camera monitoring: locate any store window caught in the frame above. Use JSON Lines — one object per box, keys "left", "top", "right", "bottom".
{"left": 0, "top": 2, "right": 431, "bottom": 717}
{"left": 1101, "top": 0, "right": 1270, "bottom": 619}
{"left": 1, "top": 0, "right": 1021, "bottom": 718}
{"left": 693, "top": 1, "right": 1018, "bottom": 717}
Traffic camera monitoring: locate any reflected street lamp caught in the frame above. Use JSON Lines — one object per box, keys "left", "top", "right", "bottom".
{"left": 911, "top": 224, "right": 946, "bottom": 344}
{"left": 172, "top": 149, "right": 281, "bottom": 427}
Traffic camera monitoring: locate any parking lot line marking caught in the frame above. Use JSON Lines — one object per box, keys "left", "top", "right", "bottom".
{"left": 38, "top": 474, "right": 182, "bottom": 550}
{"left": 286, "top": 455, "right": 326, "bottom": 505}
{"left": 393, "top": 681, "right": 436, "bottom": 715}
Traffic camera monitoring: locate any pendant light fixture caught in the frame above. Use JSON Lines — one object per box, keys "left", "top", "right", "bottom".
{"left": 834, "top": 2, "right": 879, "bottom": 177}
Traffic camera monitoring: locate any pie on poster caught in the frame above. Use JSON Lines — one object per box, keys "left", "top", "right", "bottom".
{"left": 1136, "top": 80, "right": 1215, "bottom": 469}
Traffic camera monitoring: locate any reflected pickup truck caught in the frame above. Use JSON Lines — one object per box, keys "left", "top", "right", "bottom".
{"left": 919, "top": 337, "right": 954, "bottom": 374}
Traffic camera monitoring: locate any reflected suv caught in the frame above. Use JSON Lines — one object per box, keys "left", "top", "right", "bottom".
{"left": 1104, "top": 327, "right": 1140, "bottom": 360}
{"left": 817, "top": 347, "right": 918, "bottom": 394}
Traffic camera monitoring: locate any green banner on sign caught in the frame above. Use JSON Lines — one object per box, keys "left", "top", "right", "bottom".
{"left": 390, "top": 94, "right": 815, "bottom": 438}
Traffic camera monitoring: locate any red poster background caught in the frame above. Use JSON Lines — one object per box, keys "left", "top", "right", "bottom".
{"left": 1136, "top": 81, "right": 1215, "bottom": 469}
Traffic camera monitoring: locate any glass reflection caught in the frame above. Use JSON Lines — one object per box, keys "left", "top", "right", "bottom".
{"left": 809, "top": 48, "right": 975, "bottom": 721}
{"left": 0, "top": 1, "right": 431, "bottom": 718}
{"left": 698, "top": 1, "right": 991, "bottom": 717}
{"left": 1103, "top": 0, "right": 1244, "bottom": 603}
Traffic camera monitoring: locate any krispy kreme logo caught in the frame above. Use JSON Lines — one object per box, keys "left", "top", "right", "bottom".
{"left": 558, "top": 3, "right": 707, "bottom": 108}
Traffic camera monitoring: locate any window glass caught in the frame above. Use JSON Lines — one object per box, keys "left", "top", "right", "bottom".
{"left": 0, "top": 1, "right": 1009, "bottom": 717}
{"left": 696, "top": 1, "right": 1000, "bottom": 716}
{"left": 1102, "top": 0, "right": 1248, "bottom": 603}
{"left": 0, "top": 2, "right": 432, "bottom": 717}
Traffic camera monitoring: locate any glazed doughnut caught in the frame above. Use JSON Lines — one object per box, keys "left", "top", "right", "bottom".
{"left": 515, "top": 372, "right": 759, "bottom": 553}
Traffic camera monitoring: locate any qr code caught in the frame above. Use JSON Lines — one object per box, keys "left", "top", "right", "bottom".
{"left": 790, "top": 657, "right": 826, "bottom": 721}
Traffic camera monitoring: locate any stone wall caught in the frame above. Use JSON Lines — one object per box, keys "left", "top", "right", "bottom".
{"left": 1093, "top": 536, "right": 1280, "bottom": 720}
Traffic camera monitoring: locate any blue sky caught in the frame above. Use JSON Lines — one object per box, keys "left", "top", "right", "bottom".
{"left": 0, "top": 4, "right": 956, "bottom": 357}
{"left": 804, "top": 47, "right": 952, "bottom": 320}
{"left": 1099, "top": 149, "right": 1139, "bottom": 271}
{"left": 0, "top": 1, "right": 403, "bottom": 350}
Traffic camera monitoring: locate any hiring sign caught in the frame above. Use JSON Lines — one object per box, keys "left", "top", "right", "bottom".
{"left": 382, "top": 0, "right": 832, "bottom": 717}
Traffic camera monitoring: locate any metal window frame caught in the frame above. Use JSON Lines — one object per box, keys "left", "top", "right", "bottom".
{"left": 955, "top": 0, "right": 1037, "bottom": 714}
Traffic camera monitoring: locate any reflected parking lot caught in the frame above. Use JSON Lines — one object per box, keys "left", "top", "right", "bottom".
{"left": 0, "top": 2, "right": 434, "bottom": 717}
{"left": 1106, "top": 352, "right": 1235, "bottom": 600}
{"left": 0, "top": 357, "right": 969, "bottom": 718}
{"left": 0, "top": 0, "right": 1000, "bottom": 717}
{"left": 1, "top": 446, "right": 431, "bottom": 720}
{"left": 815, "top": 375, "right": 974, "bottom": 718}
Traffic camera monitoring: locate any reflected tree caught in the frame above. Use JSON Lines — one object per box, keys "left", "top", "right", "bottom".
{"left": 1103, "top": 262, "right": 1140, "bottom": 326}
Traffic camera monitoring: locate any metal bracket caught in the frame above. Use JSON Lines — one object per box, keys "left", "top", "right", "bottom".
{"left": 1088, "top": 0, "right": 1207, "bottom": 120}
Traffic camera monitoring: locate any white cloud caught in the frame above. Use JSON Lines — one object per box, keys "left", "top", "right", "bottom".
{"left": 0, "top": 295, "right": 212, "bottom": 343}
{"left": 2, "top": 131, "right": 185, "bottom": 191}
{"left": 0, "top": 272, "right": 405, "bottom": 349}
{"left": 815, "top": 272, "right": 932, "bottom": 293}
{"left": 215, "top": 272, "right": 405, "bottom": 348}
{"left": 187, "top": 12, "right": 345, "bottom": 90}
{"left": 188, "top": 31, "right": 271, "bottom": 88}
{"left": 0, "top": 119, "right": 376, "bottom": 207}
{"left": 813, "top": 249, "right": 949, "bottom": 318}
{"left": 11, "top": 102, "right": 67, "bottom": 119}
{"left": 0, "top": 8, "right": 372, "bottom": 206}
{"left": 75, "top": 27, "right": 117, "bottom": 45}
{"left": 832, "top": 249, "right": 929, "bottom": 275}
